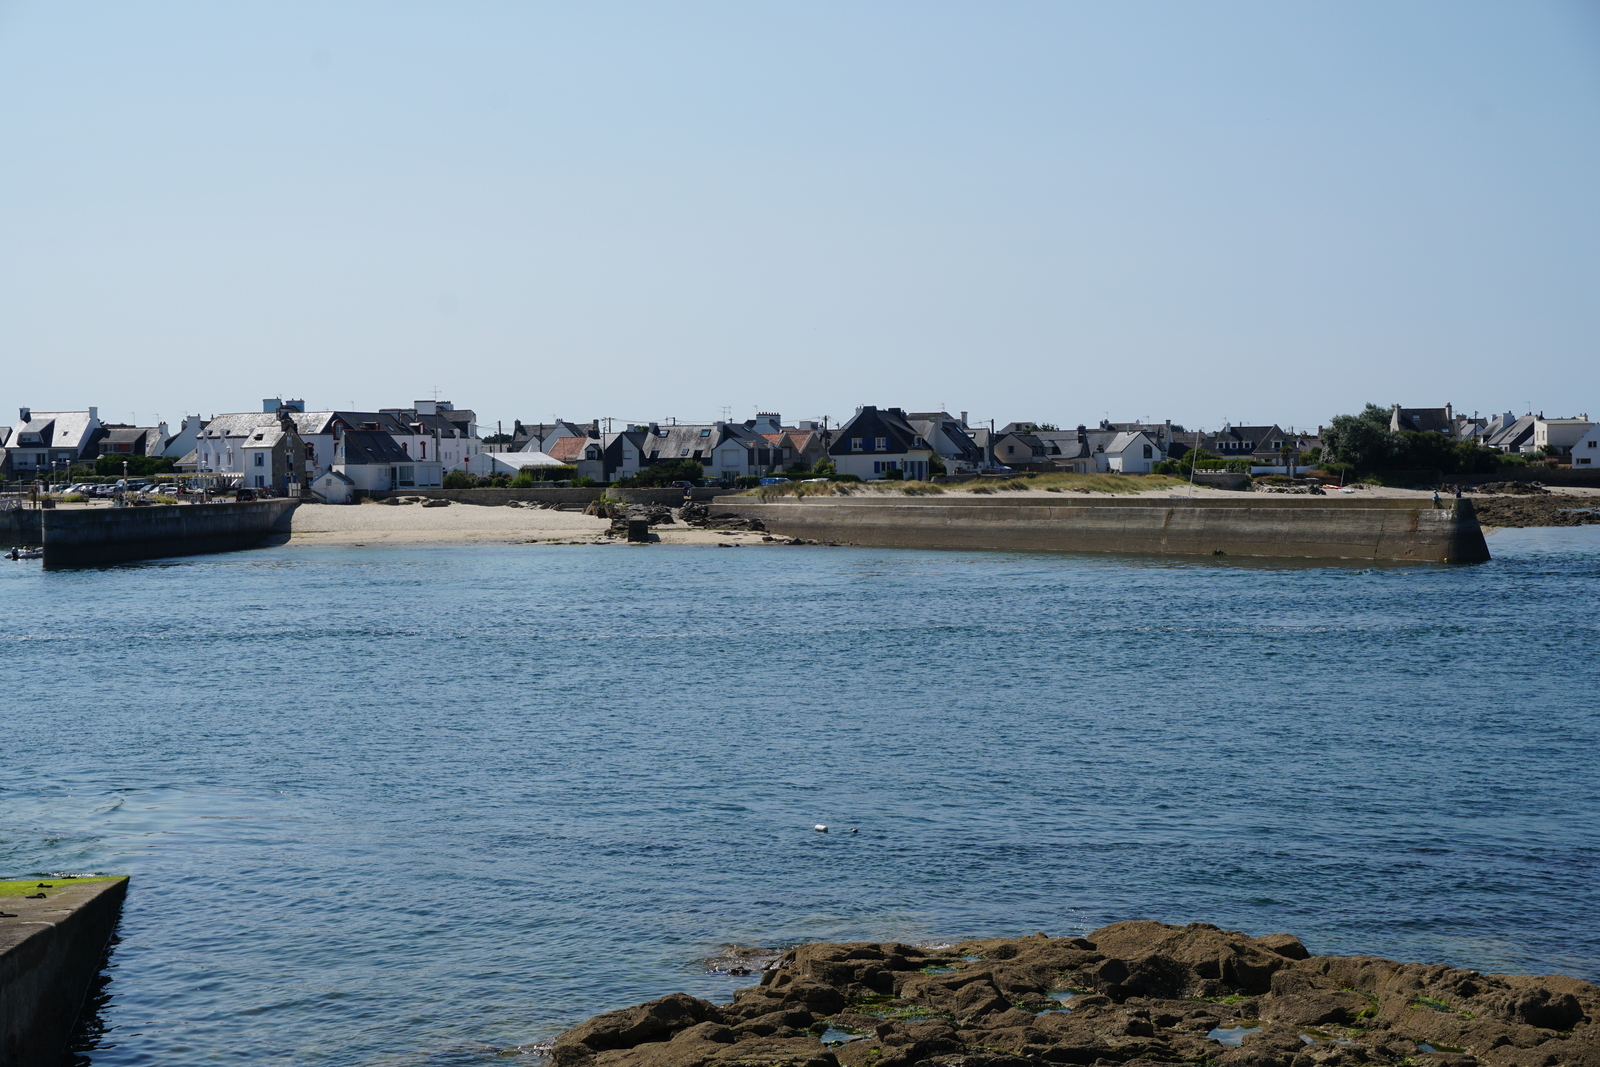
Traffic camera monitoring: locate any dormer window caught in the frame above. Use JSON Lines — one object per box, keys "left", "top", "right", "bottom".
{"left": 874, "top": 437, "right": 887, "bottom": 450}
{"left": 850, "top": 438, "right": 863, "bottom": 451}
{"left": 699, "top": 429, "right": 711, "bottom": 437}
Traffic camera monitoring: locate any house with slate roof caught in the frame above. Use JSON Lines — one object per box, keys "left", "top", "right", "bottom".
{"left": 92, "top": 423, "right": 170, "bottom": 460}
{"left": 905, "top": 412, "right": 986, "bottom": 474}
{"left": 334, "top": 429, "right": 439, "bottom": 492}
{"left": 828, "top": 406, "right": 934, "bottom": 481}
{"left": 4, "top": 408, "right": 104, "bottom": 479}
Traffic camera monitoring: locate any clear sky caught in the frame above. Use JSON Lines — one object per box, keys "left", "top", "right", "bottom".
{"left": 2, "top": 1, "right": 1597, "bottom": 435}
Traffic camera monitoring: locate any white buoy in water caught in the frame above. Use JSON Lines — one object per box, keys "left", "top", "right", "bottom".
{"left": 814, "top": 824, "right": 828, "bottom": 833}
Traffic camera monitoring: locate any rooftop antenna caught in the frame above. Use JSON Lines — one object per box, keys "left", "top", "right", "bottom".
{"left": 719, "top": 405, "right": 732, "bottom": 421}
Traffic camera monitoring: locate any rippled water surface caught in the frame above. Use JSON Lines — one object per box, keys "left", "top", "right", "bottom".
{"left": 3, "top": 528, "right": 1599, "bottom": 1066}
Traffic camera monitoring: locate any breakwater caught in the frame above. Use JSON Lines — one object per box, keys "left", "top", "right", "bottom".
{"left": 1, "top": 508, "right": 41, "bottom": 546}
{"left": 40, "top": 500, "right": 299, "bottom": 567}
{"left": 708, "top": 495, "right": 1490, "bottom": 562}
{"left": 0, "top": 877, "right": 128, "bottom": 1067}
{"left": 551, "top": 922, "right": 1597, "bottom": 1067}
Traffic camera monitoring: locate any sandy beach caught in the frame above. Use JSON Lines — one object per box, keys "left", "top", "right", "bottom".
{"left": 283, "top": 501, "right": 778, "bottom": 547}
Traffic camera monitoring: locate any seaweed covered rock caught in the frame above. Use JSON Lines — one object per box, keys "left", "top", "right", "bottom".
{"left": 549, "top": 924, "right": 1600, "bottom": 1067}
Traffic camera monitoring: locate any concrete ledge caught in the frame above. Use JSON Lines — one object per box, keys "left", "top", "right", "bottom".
{"left": 707, "top": 496, "right": 1490, "bottom": 563}
{"left": 40, "top": 500, "right": 298, "bottom": 568}
{"left": 0, "top": 876, "right": 129, "bottom": 1067}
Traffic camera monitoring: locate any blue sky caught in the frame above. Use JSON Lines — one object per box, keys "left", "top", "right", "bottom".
{"left": 2, "top": 1, "right": 1597, "bottom": 434}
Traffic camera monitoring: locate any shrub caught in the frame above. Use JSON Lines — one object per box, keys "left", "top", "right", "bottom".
{"left": 733, "top": 475, "right": 762, "bottom": 488}
{"left": 443, "top": 470, "right": 473, "bottom": 489}
{"left": 882, "top": 468, "right": 905, "bottom": 481}
{"left": 570, "top": 477, "right": 598, "bottom": 487}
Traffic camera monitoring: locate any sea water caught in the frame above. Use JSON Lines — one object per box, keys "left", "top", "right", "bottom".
{"left": 3, "top": 527, "right": 1598, "bottom": 1066}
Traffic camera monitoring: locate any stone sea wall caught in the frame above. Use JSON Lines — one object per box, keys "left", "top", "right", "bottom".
{"left": 40, "top": 500, "right": 298, "bottom": 567}
{"left": 0, "top": 877, "right": 128, "bottom": 1067}
{"left": 551, "top": 921, "right": 1596, "bottom": 1067}
{"left": 706, "top": 497, "right": 1491, "bottom": 563}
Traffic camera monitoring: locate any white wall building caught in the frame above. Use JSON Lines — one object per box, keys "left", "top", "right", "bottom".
{"left": 1569, "top": 423, "right": 1600, "bottom": 468}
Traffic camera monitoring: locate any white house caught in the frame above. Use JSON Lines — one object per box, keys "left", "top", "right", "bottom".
{"left": 827, "top": 406, "right": 935, "bottom": 481}
{"left": 1570, "top": 423, "right": 1600, "bottom": 468}
{"left": 310, "top": 469, "right": 355, "bottom": 504}
{"left": 4, "top": 407, "right": 103, "bottom": 477}
{"left": 1532, "top": 416, "right": 1594, "bottom": 458}
{"left": 161, "top": 416, "right": 205, "bottom": 460}
{"left": 1101, "top": 431, "right": 1163, "bottom": 473}
{"left": 334, "top": 429, "right": 441, "bottom": 492}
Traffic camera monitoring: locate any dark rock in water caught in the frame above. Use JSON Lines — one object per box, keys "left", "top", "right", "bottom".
{"left": 549, "top": 922, "right": 1600, "bottom": 1067}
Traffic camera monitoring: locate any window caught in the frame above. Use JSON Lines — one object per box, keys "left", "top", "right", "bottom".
{"left": 1589, "top": 441, "right": 1597, "bottom": 449}
{"left": 1142, "top": 445, "right": 1153, "bottom": 459}
{"left": 874, "top": 437, "right": 887, "bottom": 450}
{"left": 586, "top": 447, "right": 599, "bottom": 460}
{"left": 679, "top": 448, "right": 689, "bottom": 457}
{"left": 420, "top": 441, "right": 426, "bottom": 459}
{"left": 1577, "top": 457, "right": 1591, "bottom": 465}
{"left": 1006, "top": 445, "right": 1014, "bottom": 455}
{"left": 850, "top": 438, "right": 863, "bottom": 451}
{"left": 699, "top": 428, "right": 711, "bottom": 437}
{"left": 254, "top": 452, "right": 265, "bottom": 467}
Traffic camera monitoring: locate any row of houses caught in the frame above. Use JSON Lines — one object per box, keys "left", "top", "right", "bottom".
{"left": 6, "top": 398, "right": 1596, "bottom": 495}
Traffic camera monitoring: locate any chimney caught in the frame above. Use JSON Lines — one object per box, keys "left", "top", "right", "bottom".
{"left": 960, "top": 411, "right": 968, "bottom": 426}
{"left": 1445, "top": 402, "right": 1453, "bottom": 421}
{"left": 589, "top": 419, "right": 600, "bottom": 438}
{"left": 87, "top": 407, "right": 98, "bottom": 421}
{"left": 19, "top": 407, "right": 30, "bottom": 423}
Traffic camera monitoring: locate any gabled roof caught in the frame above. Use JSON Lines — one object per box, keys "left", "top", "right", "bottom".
{"left": 313, "top": 469, "right": 355, "bottom": 485}
{"left": 545, "top": 436, "right": 592, "bottom": 463}
{"left": 1394, "top": 407, "right": 1451, "bottom": 433}
{"left": 829, "top": 406, "right": 928, "bottom": 456}
{"left": 1486, "top": 414, "right": 1536, "bottom": 449}
{"left": 8, "top": 411, "right": 99, "bottom": 452}
{"left": 338, "top": 430, "right": 411, "bottom": 465}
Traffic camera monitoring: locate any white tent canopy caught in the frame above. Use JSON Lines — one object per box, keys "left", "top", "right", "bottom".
{"left": 464, "top": 451, "right": 567, "bottom": 476}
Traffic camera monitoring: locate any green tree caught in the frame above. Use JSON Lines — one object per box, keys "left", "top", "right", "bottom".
{"left": 95, "top": 454, "right": 175, "bottom": 476}
{"left": 630, "top": 458, "right": 705, "bottom": 487}
{"left": 1322, "top": 404, "right": 1399, "bottom": 472}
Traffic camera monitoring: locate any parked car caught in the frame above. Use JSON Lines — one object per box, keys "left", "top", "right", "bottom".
{"left": 234, "top": 487, "right": 257, "bottom": 501}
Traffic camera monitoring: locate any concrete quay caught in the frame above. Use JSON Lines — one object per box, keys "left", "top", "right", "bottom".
{"left": 707, "top": 495, "right": 1491, "bottom": 563}
{"left": 0, "top": 877, "right": 128, "bottom": 1067}
{"left": 40, "top": 499, "right": 298, "bottom": 567}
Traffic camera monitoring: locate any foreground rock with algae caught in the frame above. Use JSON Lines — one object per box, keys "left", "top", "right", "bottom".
{"left": 550, "top": 921, "right": 1598, "bottom": 1067}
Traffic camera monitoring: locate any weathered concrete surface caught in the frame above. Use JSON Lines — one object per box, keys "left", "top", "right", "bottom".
{"left": 41, "top": 500, "right": 298, "bottom": 567}
{"left": 0, "top": 509, "right": 41, "bottom": 547}
{"left": 707, "top": 496, "right": 1490, "bottom": 563}
{"left": 0, "top": 877, "right": 128, "bottom": 1067}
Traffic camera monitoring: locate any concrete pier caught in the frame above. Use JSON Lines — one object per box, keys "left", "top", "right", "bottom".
{"left": 40, "top": 500, "right": 298, "bottom": 567}
{"left": 708, "top": 495, "right": 1491, "bottom": 563}
{"left": 0, "top": 876, "right": 128, "bottom": 1067}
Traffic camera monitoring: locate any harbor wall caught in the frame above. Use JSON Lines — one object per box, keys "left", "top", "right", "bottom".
{"left": 1, "top": 509, "right": 41, "bottom": 546}
{"left": 40, "top": 500, "right": 299, "bottom": 568}
{"left": 707, "top": 496, "right": 1490, "bottom": 563}
{"left": 0, "top": 877, "right": 128, "bottom": 1067}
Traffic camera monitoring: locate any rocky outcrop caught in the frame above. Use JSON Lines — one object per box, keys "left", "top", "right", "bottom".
{"left": 550, "top": 923, "right": 1599, "bottom": 1067}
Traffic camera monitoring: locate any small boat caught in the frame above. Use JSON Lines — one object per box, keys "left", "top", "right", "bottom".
{"left": 6, "top": 547, "right": 44, "bottom": 560}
